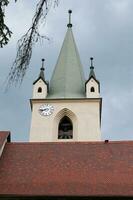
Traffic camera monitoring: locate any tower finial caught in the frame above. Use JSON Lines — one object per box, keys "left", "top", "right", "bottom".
{"left": 41, "top": 58, "right": 45, "bottom": 71}
{"left": 89, "top": 57, "right": 96, "bottom": 79}
{"left": 39, "top": 58, "right": 45, "bottom": 80}
{"left": 67, "top": 10, "right": 72, "bottom": 28}
{"left": 90, "top": 57, "right": 94, "bottom": 68}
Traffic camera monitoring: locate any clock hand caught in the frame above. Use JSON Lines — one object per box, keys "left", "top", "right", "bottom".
{"left": 39, "top": 108, "right": 44, "bottom": 111}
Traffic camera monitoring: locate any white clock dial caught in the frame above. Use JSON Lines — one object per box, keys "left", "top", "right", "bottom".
{"left": 39, "top": 104, "right": 54, "bottom": 116}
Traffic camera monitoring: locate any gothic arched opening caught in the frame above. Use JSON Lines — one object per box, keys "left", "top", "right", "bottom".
{"left": 38, "top": 87, "right": 42, "bottom": 93}
{"left": 58, "top": 116, "right": 73, "bottom": 139}
{"left": 90, "top": 87, "right": 95, "bottom": 92}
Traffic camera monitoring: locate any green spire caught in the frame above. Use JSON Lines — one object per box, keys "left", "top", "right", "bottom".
{"left": 89, "top": 57, "right": 96, "bottom": 79}
{"left": 48, "top": 11, "right": 85, "bottom": 98}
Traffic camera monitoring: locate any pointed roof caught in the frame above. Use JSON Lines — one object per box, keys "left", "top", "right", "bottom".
{"left": 89, "top": 57, "right": 96, "bottom": 79}
{"left": 86, "top": 57, "right": 100, "bottom": 92}
{"left": 89, "top": 66, "right": 96, "bottom": 79}
{"left": 33, "top": 59, "right": 46, "bottom": 85}
{"left": 48, "top": 11, "right": 85, "bottom": 98}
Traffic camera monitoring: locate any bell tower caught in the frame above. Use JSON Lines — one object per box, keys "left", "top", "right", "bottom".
{"left": 29, "top": 10, "right": 102, "bottom": 142}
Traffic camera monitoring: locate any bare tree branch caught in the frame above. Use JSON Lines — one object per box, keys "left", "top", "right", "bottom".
{"left": 6, "top": 0, "right": 59, "bottom": 88}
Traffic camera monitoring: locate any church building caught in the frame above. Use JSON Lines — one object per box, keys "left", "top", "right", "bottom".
{"left": 30, "top": 10, "right": 101, "bottom": 142}
{"left": 0, "top": 10, "right": 133, "bottom": 199}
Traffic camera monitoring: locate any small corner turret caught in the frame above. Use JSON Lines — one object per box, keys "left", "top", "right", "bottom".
{"left": 85, "top": 57, "right": 100, "bottom": 98}
{"left": 32, "top": 59, "right": 48, "bottom": 99}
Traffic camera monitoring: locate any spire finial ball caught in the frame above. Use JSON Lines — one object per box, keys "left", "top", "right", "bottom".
{"left": 90, "top": 57, "right": 93, "bottom": 61}
{"left": 68, "top": 10, "right": 72, "bottom": 14}
{"left": 42, "top": 58, "right": 45, "bottom": 62}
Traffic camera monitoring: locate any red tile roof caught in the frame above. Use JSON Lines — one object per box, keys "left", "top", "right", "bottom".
{"left": 0, "top": 131, "right": 10, "bottom": 149}
{"left": 0, "top": 141, "right": 133, "bottom": 197}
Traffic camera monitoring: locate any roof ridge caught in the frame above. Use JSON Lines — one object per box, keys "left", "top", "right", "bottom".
{"left": 7, "top": 140, "right": 133, "bottom": 145}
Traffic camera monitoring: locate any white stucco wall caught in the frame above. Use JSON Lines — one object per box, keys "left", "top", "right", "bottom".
{"left": 33, "top": 79, "right": 47, "bottom": 99}
{"left": 86, "top": 78, "right": 100, "bottom": 98}
{"left": 29, "top": 99, "right": 101, "bottom": 142}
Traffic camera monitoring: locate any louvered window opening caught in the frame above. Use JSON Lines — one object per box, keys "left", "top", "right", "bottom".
{"left": 58, "top": 116, "right": 73, "bottom": 139}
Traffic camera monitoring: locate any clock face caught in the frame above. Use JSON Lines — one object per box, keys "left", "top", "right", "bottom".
{"left": 39, "top": 104, "right": 54, "bottom": 116}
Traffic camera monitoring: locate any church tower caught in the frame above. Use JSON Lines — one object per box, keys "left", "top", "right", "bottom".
{"left": 29, "top": 10, "right": 102, "bottom": 142}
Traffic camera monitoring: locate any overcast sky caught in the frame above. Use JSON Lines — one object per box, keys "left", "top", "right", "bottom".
{"left": 1, "top": 0, "right": 133, "bottom": 141}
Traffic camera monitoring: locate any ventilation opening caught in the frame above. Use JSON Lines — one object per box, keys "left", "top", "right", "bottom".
{"left": 58, "top": 116, "right": 73, "bottom": 139}
{"left": 38, "top": 87, "right": 42, "bottom": 93}
{"left": 90, "top": 87, "right": 95, "bottom": 92}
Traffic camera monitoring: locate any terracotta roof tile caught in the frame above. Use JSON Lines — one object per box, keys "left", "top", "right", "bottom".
{"left": 0, "top": 131, "right": 10, "bottom": 149}
{"left": 0, "top": 141, "right": 133, "bottom": 196}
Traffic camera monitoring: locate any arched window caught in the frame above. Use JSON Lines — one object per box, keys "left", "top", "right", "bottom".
{"left": 38, "top": 87, "right": 42, "bottom": 93}
{"left": 90, "top": 87, "right": 95, "bottom": 92}
{"left": 58, "top": 116, "right": 73, "bottom": 139}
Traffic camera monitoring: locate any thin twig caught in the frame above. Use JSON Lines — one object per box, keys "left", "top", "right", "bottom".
{"left": 6, "top": 0, "right": 59, "bottom": 88}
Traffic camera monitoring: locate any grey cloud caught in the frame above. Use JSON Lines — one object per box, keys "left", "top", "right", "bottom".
{"left": 1, "top": 0, "right": 133, "bottom": 141}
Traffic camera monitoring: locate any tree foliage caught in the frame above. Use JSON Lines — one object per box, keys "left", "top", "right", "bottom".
{"left": 0, "top": 0, "right": 59, "bottom": 87}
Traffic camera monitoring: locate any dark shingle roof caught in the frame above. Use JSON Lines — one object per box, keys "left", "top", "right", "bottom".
{"left": 0, "top": 141, "right": 133, "bottom": 196}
